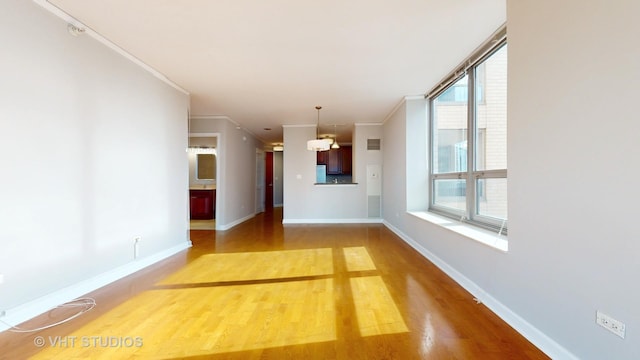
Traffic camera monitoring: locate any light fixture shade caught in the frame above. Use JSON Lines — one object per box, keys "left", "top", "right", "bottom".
{"left": 186, "top": 146, "right": 217, "bottom": 155}
{"left": 307, "top": 139, "right": 331, "bottom": 151}
{"left": 331, "top": 124, "right": 340, "bottom": 149}
{"left": 273, "top": 145, "right": 284, "bottom": 151}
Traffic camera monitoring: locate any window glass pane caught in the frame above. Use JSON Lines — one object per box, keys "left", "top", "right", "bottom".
{"left": 433, "top": 75, "right": 468, "bottom": 174}
{"left": 438, "top": 76, "right": 468, "bottom": 103}
{"left": 475, "top": 45, "right": 507, "bottom": 171}
{"left": 434, "top": 179, "right": 466, "bottom": 212}
{"left": 476, "top": 178, "right": 507, "bottom": 220}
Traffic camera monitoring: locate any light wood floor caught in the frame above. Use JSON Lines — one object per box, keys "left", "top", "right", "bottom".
{"left": 189, "top": 219, "right": 215, "bottom": 230}
{"left": 0, "top": 208, "right": 548, "bottom": 359}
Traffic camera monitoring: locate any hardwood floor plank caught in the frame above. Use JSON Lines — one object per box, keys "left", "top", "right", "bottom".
{"left": 342, "top": 247, "right": 377, "bottom": 272}
{"left": 0, "top": 208, "right": 548, "bottom": 359}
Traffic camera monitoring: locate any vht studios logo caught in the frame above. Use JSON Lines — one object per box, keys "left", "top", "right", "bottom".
{"left": 34, "top": 335, "right": 143, "bottom": 348}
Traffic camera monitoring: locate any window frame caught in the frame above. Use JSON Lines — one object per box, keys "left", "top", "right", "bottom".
{"left": 428, "top": 33, "right": 508, "bottom": 235}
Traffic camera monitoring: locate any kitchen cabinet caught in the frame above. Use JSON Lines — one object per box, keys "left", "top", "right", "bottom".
{"left": 316, "top": 146, "right": 352, "bottom": 175}
{"left": 190, "top": 189, "right": 215, "bottom": 219}
{"left": 316, "top": 151, "right": 328, "bottom": 165}
{"left": 327, "top": 149, "right": 341, "bottom": 174}
{"left": 341, "top": 147, "right": 352, "bottom": 174}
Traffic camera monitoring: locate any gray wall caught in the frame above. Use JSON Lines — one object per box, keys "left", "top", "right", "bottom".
{"left": 382, "top": 0, "right": 640, "bottom": 358}
{"left": 282, "top": 124, "right": 382, "bottom": 222}
{"left": 0, "top": 0, "right": 190, "bottom": 312}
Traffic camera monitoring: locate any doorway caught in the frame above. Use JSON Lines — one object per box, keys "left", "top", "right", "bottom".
{"left": 265, "top": 151, "right": 273, "bottom": 210}
{"left": 188, "top": 133, "right": 219, "bottom": 230}
{"left": 255, "top": 149, "right": 275, "bottom": 213}
{"left": 255, "top": 148, "right": 265, "bottom": 213}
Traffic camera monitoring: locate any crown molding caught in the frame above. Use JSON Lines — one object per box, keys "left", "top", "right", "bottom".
{"left": 354, "top": 122, "right": 383, "bottom": 127}
{"left": 33, "top": 0, "right": 189, "bottom": 95}
{"left": 190, "top": 115, "right": 233, "bottom": 122}
{"left": 382, "top": 95, "right": 426, "bottom": 124}
{"left": 282, "top": 124, "right": 316, "bottom": 128}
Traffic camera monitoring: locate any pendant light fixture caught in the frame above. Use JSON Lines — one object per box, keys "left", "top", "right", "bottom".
{"left": 307, "top": 106, "right": 331, "bottom": 151}
{"left": 331, "top": 124, "right": 340, "bottom": 149}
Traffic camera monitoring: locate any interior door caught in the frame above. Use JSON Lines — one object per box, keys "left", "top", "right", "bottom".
{"left": 265, "top": 152, "right": 273, "bottom": 209}
{"left": 255, "top": 149, "right": 265, "bottom": 213}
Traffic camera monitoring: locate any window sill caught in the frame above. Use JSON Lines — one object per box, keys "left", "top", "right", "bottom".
{"left": 408, "top": 211, "right": 508, "bottom": 252}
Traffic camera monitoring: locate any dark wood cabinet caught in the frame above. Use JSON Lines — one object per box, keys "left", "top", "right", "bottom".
{"left": 341, "top": 146, "right": 352, "bottom": 174}
{"left": 190, "top": 189, "right": 215, "bottom": 219}
{"left": 327, "top": 149, "right": 341, "bottom": 174}
{"left": 320, "top": 146, "right": 352, "bottom": 175}
{"left": 316, "top": 151, "right": 328, "bottom": 165}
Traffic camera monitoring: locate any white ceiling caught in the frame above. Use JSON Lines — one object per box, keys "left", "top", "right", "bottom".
{"left": 47, "top": 0, "right": 505, "bottom": 145}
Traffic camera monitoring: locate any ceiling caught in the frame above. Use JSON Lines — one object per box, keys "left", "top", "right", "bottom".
{"left": 47, "top": 0, "right": 505, "bottom": 145}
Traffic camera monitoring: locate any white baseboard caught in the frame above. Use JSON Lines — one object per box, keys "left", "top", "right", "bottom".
{"left": 217, "top": 213, "right": 255, "bottom": 231}
{"left": 382, "top": 220, "right": 578, "bottom": 360}
{"left": 283, "top": 218, "right": 383, "bottom": 224}
{"left": 0, "top": 241, "right": 192, "bottom": 333}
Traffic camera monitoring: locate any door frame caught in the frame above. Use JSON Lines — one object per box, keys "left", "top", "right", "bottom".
{"left": 255, "top": 148, "right": 265, "bottom": 213}
{"left": 189, "top": 132, "right": 221, "bottom": 229}
{"left": 265, "top": 151, "right": 274, "bottom": 210}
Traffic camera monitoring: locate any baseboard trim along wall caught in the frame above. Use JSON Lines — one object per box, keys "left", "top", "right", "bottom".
{"left": 0, "top": 241, "right": 192, "bottom": 333}
{"left": 217, "top": 214, "right": 255, "bottom": 231}
{"left": 382, "top": 220, "right": 578, "bottom": 360}
{"left": 282, "top": 218, "right": 384, "bottom": 224}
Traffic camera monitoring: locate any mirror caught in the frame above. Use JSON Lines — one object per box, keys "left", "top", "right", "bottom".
{"left": 196, "top": 154, "right": 216, "bottom": 180}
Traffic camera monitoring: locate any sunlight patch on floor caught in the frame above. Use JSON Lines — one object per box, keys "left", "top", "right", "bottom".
{"left": 350, "top": 276, "right": 408, "bottom": 337}
{"left": 31, "top": 279, "right": 336, "bottom": 359}
{"left": 30, "top": 248, "right": 411, "bottom": 359}
{"left": 159, "top": 248, "right": 334, "bottom": 284}
{"left": 343, "top": 246, "right": 376, "bottom": 272}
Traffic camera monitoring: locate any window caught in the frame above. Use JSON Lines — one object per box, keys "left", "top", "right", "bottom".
{"left": 436, "top": 65, "right": 486, "bottom": 104}
{"left": 429, "top": 32, "right": 507, "bottom": 234}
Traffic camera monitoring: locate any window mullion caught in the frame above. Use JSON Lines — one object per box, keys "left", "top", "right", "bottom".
{"left": 466, "top": 68, "right": 476, "bottom": 221}
{"left": 473, "top": 169, "right": 507, "bottom": 179}
{"left": 428, "top": 102, "right": 435, "bottom": 206}
{"left": 433, "top": 172, "right": 466, "bottom": 179}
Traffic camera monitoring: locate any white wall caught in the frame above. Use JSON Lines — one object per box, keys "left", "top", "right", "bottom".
{"left": 190, "top": 117, "right": 263, "bottom": 229}
{"left": 506, "top": 1, "right": 639, "bottom": 357}
{"left": 382, "top": 1, "right": 640, "bottom": 358}
{"left": 282, "top": 124, "right": 382, "bottom": 222}
{"left": 383, "top": 97, "right": 429, "bottom": 221}
{"left": 353, "top": 124, "right": 383, "bottom": 183}
{"left": 0, "top": 0, "right": 190, "bottom": 315}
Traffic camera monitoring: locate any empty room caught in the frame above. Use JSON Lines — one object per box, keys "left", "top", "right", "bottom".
{"left": 1, "top": 1, "right": 638, "bottom": 359}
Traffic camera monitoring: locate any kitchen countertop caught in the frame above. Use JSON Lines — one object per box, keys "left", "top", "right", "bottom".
{"left": 314, "top": 182, "right": 358, "bottom": 185}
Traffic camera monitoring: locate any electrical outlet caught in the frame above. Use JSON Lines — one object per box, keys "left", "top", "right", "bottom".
{"left": 596, "top": 311, "right": 626, "bottom": 339}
